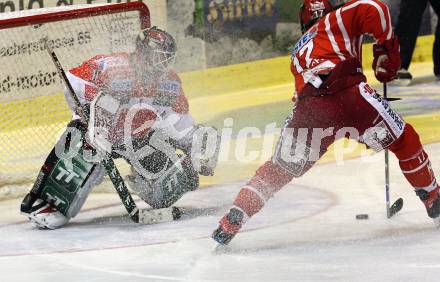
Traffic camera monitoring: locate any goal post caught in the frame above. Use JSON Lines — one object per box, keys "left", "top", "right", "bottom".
{"left": 0, "top": 2, "right": 150, "bottom": 197}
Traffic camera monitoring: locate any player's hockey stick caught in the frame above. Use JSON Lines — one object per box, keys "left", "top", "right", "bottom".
{"left": 44, "top": 39, "right": 140, "bottom": 223}
{"left": 385, "top": 97, "right": 402, "bottom": 102}
{"left": 383, "top": 82, "right": 404, "bottom": 218}
{"left": 43, "top": 39, "right": 181, "bottom": 224}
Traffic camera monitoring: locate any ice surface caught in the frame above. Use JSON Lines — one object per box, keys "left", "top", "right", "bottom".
{"left": 1, "top": 81, "right": 440, "bottom": 281}
{"left": 1, "top": 141, "right": 440, "bottom": 281}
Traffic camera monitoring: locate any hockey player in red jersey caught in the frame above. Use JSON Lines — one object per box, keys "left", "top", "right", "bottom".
{"left": 21, "top": 27, "right": 219, "bottom": 229}
{"left": 212, "top": 0, "right": 440, "bottom": 245}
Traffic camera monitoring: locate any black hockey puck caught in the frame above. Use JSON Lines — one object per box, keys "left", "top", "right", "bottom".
{"left": 356, "top": 214, "right": 369, "bottom": 220}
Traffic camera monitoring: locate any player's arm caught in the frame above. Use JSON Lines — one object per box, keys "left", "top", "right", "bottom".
{"left": 166, "top": 74, "right": 220, "bottom": 176}
{"left": 63, "top": 73, "right": 93, "bottom": 120}
{"left": 348, "top": 0, "right": 400, "bottom": 82}
{"left": 350, "top": 0, "right": 393, "bottom": 44}
{"left": 64, "top": 56, "right": 103, "bottom": 119}
{"left": 161, "top": 71, "right": 198, "bottom": 150}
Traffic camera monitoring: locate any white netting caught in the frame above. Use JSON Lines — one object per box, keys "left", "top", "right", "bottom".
{"left": 0, "top": 3, "right": 149, "bottom": 196}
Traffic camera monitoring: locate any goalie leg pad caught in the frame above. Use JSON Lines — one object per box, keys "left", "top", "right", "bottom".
{"left": 40, "top": 121, "right": 106, "bottom": 218}
{"left": 22, "top": 120, "right": 105, "bottom": 228}
{"left": 130, "top": 152, "right": 199, "bottom": 209}
{"left": 40, "top": 153, "right": 105, "bottom": 218}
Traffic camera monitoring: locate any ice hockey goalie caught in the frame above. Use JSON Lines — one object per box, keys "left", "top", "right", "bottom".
{"left": 20, "top": 27, "right": 220, "bottom": 229}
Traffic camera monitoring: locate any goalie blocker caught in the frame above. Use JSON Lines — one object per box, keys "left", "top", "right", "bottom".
{"left": 20, "top": 120, "right": 216, "bottom": 229}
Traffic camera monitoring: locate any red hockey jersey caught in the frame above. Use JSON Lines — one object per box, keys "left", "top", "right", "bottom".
{"left": 291, "top": 0, "right": 393, "bottom": 93}
{"left": 66, "top": 52, "right": 189, "bottom": 114}
{"left": 65, "top": 53, "right": 194, "bottom": 146}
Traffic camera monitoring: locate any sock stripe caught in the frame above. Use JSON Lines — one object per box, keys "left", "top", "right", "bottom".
{"left": 399, "top": 148, "right": 424, "bottom": 162}
{"left": 414, "top": 179, "right": 438, "bottom": 192}
{"left": 401, "top": 158, "right": 430, "bottom": 174}
{"left": 243, "top": 185, "right": 267, "bottom": 203}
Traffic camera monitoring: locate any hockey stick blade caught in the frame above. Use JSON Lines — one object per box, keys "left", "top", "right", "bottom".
{"left": 385, "top": 97, "right": 402, "bottom": 102}
{"left": 138, "top": 206, "right": 182, "bottom": 224}
{"left": 137, "top": 206, "right": 224, "bottom": 225}
{"left": 389, "top": 198, "right": 404, "bottom": 218}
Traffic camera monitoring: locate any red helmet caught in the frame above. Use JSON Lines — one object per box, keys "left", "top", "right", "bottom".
{"left": 299, "top": 0, "right": 345, "bottom": 33}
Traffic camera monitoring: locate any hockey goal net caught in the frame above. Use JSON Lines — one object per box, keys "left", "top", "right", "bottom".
{"left": 0, "top": 2, "right": 150, "bottom": 198}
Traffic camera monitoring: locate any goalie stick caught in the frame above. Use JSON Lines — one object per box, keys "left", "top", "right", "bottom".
{"left": 44, "top": 39, "right": 181, "bottom": 224}
{"left": 383, "top": 82, "right": 404, "bottom": 218}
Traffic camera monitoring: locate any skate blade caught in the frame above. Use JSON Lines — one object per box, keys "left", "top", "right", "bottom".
{"left": 212, "top": 243, "right": 232, "bottom": 254}
{"left": 433, "top": 217, "right": 440, "bottom": 228}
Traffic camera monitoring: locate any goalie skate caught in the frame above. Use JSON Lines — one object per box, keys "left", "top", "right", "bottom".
{"left": 23, "top": 199, "right": 68, "bottom": 230}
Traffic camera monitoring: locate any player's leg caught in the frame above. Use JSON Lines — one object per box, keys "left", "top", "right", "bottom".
{"left": 212, "top": 58, "right": 367, "bottom": 245}
{"left": 388, "top": 125, "right": 439, "bottom": 218}
{"left": 213, "top": 104, "right": 336, "bottom": 245}
{"left": 394, "top": 0, "right": 428, "bottom": 84}
{"left": 429, "top": 0, "right": 440, "bottom": 78}
{"left": 355, "top": 83, "right": 440, "bottom": 218}
{"left": 21, "top": 120, "right": 105, "bottom": 229}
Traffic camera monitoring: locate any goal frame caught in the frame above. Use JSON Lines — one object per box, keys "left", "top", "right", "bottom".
{"left": 0, "top": 1, "right": 151, "bottom": 194}
{"left": 0, "top": 1, "right": 150, "bottom": 30}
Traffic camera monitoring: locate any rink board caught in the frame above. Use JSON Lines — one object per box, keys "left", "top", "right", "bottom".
{"left": 1, "top": 35, "right": 439, "bottom": 192}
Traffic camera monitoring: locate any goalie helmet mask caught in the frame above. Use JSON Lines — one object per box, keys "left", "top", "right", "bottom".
{"left": 135, "top": 26, "right": 177, "bottom": 79}
{"left": 299, "top": 0, "right": 346, "bottom": 33}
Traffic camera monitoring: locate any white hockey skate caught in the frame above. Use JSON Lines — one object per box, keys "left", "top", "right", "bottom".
{"left": 24, "top": 199, "right": 69, "bottom": 230}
